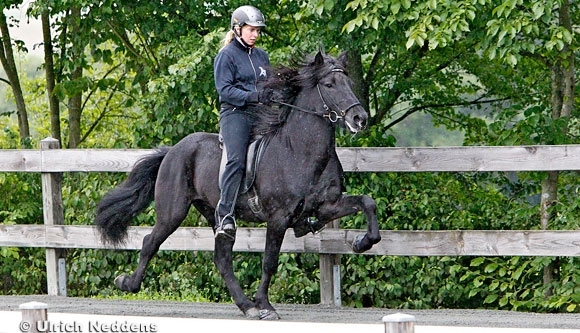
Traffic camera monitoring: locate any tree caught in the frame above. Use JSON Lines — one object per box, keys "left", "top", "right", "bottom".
{"left": 40, "top": 7, "right": 61, "bottom": 144}
{"left": 344, "top": 0, "right": 578, "bottom": 293}
{"left": 0, "top": 2, "right": 30, "bottom": 146}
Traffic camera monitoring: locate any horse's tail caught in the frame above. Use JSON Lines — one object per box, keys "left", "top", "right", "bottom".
{"left": 95, "top": 147, "right": 170, "bottom": 246}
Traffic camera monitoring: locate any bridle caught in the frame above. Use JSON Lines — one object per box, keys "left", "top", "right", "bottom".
{"left": 271, "top": 68, "right": 361, "bottom": 123}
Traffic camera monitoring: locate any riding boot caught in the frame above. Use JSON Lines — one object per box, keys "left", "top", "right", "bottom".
{"left": 293, "top": 217, "right": 326, "bottom": 238}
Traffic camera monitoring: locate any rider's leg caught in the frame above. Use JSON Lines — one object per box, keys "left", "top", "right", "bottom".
{"left": 216, "top": 111, "right": 252, "bottom": 240}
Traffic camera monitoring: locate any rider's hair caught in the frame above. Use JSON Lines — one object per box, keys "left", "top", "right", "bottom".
{"left": 219, "top": 30, "right": 236, "bottom": 52}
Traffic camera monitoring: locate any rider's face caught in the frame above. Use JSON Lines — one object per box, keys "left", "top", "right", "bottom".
{"left": 240, "top": 25, "right": 261, "bottom": 46}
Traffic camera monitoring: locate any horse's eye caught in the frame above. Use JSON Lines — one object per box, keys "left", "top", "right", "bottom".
{"left": 325, "top": 83, "right": 333, "bottom": 88}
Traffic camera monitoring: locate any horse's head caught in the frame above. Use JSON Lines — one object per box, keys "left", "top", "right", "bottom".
{"left": 309, "top": 51, "right": 368, "bottom": 134}
{"left": 253, "top": 50, "right": 368, "bottom": 138}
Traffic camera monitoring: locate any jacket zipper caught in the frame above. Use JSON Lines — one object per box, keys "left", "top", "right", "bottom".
{"left": 247, "top": 49, "right": 259, "bottom": 91}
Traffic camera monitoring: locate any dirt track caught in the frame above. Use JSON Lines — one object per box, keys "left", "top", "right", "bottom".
{"left": 1, "top": 295, "right": 579, "bottom": 329}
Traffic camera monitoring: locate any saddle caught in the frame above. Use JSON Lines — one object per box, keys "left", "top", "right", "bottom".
{"left": 218, "top": 134, "right": 271, "bottom": 217}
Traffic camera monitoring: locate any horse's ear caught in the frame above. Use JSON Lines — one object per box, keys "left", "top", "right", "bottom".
{"left": 318, "top": 42, "right": 326, "bottom": 56}
{"left": 337, "top": 51, "right": 348, "bottom": 67}
{"left": 314, "top": 51, "right": 325, "bottom": 66}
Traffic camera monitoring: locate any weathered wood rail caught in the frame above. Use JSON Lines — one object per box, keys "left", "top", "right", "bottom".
{"left": 2, "top": 138, "right": 580, "bottom": 304}
{"left": 3, "top": 225, "right": 580, "bottom": 256}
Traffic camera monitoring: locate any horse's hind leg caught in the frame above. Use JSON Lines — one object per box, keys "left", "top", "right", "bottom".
{"left": 213, "top": 237, "right": 258, "bottom": 317}
{"left": 115, "top": 219, "right": 184, "bottom": 292}
{"left": 115, "top": 161, "right": 192, "bottom": 293}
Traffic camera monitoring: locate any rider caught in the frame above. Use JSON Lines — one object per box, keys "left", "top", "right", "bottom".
{"left": 213, "top": 5, "right": 325, "bottom": 240}
{"left": 213, "top": 5, "right": 272, "bottom": 240}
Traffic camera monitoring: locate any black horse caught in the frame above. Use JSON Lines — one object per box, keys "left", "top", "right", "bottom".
{"left": 95, "top": 51, "right": 381, "bottom": 320}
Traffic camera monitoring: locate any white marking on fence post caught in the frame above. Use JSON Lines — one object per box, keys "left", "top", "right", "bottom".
{"left": 58, "top": 258, "right": 67, "bottom": 296}
{"left": 333, "top": 264, "right": 341, "bottom": 306}
{"left": 19, "top": 301, "right": 48, "bottom": 333}
{"left": 382, "top": 313, "right": 415, "bottom": 333}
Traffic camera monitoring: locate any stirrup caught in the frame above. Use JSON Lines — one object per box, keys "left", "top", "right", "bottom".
{"left": 215, "top": 214, "right": 237, "bottom": 241}
{"left": 293, "top": 217, "right": 325, "bottom": 238}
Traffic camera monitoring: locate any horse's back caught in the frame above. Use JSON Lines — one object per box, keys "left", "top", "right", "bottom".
{"left": 172, "top": 131, "right": 220, "bottom": 155}
{"left": 158, "top": 132, "right": 221, "bottom": 205}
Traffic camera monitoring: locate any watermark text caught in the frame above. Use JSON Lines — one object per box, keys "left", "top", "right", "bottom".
{"left": 19, "top": 320, "right": 158, "bottom": 333}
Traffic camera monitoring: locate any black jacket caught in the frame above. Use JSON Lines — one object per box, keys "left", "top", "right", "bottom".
{"left": 214, "top": 37, "right": 270, "bottom": 111}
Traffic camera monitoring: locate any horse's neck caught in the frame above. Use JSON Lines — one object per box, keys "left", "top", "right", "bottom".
{"left": 282, "top": 94, "right": 336, "bottom": 152}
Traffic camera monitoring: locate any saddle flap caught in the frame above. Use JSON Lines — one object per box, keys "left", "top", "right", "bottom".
{"left": 218, "top": 135, "right": 270, "bottom": 193}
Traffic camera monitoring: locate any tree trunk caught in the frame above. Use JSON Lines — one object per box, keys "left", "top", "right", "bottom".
{"left": 42, "top": 10, "right": 61, "bottom": 145}
{"left": 541, "top": 0, "right": 575, "bottom": 296}
{"left": 540, "top": 171, "right": 558, "bottom": 296}
{"left": 345, "top": 44, "right": 369, "bottom": 112}
{"left": 0, "top": 9, "right": 30, "bottom": 145}
{"left": 67, "top": 7, "right": 83, "bottom": 148}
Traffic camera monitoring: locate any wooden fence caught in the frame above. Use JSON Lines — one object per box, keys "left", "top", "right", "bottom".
{"left": 2, "top": 138, "right": 580, "bottom": 304}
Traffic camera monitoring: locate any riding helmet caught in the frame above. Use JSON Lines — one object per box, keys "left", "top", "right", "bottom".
{"left": 231, "top": 5, "right": 266, "bottom": 30}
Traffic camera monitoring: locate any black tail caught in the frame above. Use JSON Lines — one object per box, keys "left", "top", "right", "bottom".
{"left": 95, "top": 147, "right": 170, "bottom": 246}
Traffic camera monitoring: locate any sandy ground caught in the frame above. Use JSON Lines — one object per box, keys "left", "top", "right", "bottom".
{"left": 0, "top": 295, "right": 579, "bottom": 329}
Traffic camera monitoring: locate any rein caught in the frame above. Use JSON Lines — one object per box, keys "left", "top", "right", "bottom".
{"left": 271, "top": 68, "right": 361, "bottom": 123}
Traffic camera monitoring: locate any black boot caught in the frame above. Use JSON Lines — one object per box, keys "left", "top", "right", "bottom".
{"left": 215, "top": 215, "right": 236, "bottom": 240}
{"left": 293, "top": 217, "right": 326, "bottom": 238}
{"left": 215, "top": 207, "right": 237, "bottom": 241}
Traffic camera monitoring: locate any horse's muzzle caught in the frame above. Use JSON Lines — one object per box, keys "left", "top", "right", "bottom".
{"left": 345, "top": 107, "right": 368, "bottom": 133}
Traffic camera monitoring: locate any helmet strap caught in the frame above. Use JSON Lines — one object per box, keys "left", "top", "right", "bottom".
{"left": 235, "top": 34, "right": 252, "bottom": 49}
{"left": 232, "top": 25, "right": 242, "bottom": 38}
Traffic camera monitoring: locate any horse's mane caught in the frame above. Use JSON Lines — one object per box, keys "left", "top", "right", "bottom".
{"left": 250, "top": 52, "right": 347, "bottom": 139}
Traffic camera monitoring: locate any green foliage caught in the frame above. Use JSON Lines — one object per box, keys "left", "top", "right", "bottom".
{"left": 261, "top": 253, "right": 320, "bottom": 304}
{"left": 489, "top": 104, "right": 574, "bottom": 146}
{"left": 460, "top": 256, "right": 548, "bottom": 311}
{"left": 134, "top": 31, "right": 223, "bottom": 146}
{"left": 0, "top": 247, "right": 46, "bottom": 294}
{"left": 342, "top": 256, "right": 472, "bottom": 309}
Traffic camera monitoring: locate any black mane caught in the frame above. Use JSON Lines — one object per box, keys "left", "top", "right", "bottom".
{"left": 250, "top": 52, "right": 348, "bottom": 138}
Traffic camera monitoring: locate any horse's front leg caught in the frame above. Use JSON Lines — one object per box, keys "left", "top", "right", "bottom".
{"left": 213, "top": 237, "right": 259, "bottom": 318}
{"left": 317, "top": 194, "right": 381, "bottom": 253}
{"left": 253, "top": 221, "right": 287, "bottom": 320}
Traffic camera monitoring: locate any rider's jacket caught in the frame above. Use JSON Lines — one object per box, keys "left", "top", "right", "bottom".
{"left": 214, "top": 37, "right": 270, "bottom": 114}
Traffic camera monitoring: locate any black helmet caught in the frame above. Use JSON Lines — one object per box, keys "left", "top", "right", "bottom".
{"left": 231, "top": 5, "right": 266, "bottom": 30}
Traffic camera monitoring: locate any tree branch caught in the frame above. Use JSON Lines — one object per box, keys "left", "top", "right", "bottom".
{"left": 382, "top": 97, "right": 511, "bottom": 131}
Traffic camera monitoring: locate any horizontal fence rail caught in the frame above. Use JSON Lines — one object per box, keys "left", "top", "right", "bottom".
{"left": 2, "top": 225, "right": 580, "bottom": 256}
{"left": 4, "top": 145, "right": 580, "bottom": 173}
{"left": 2, "top": 139, "right": 580, "bottom": 301}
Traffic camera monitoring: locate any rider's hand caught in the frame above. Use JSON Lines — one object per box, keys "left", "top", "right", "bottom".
{"left": 248, "top": 89, "right": 274, "bottom": 105}
{"left": 258, "top": 88, "right": 274, "bottom": 104}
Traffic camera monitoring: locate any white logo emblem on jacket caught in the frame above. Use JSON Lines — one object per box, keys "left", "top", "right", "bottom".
{"left": 259, "top": 66, "right": 267, "bottom": 78}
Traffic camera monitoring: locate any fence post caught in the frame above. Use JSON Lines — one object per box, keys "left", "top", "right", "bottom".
{"left": 41, "top": 138, "right": 67, "bottom": 296}
{"left": 382, "top": 313, "right": 415, "bottom": 333}
{"left": 319, "top": 219, "right": 341, "bottom": 306}
{"left": 20, "top": 301, "right": 48, "bottom": 333}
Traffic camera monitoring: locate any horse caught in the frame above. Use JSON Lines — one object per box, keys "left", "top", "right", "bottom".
{"left": 95, "top": 50, "right": 381, "bottom": 320}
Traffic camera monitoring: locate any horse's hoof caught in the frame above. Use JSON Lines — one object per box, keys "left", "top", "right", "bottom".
{"left": 114, "top": 274, "right": 139, "bottom": 293}
{"left": 244, "top": 307, "right": 261, "bottom": 319}
{"left": 259, "top": 309, "right": 280, "bottom": 320}
{"left": 114, "top": 275, "right": 127, "bottom": 290}
{"left": 352, "top": 234, "right": 368, "bottom": 253}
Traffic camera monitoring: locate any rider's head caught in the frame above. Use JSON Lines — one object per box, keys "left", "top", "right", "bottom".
{"left": 231, "top": 5, "right": 266, "bottom": 47}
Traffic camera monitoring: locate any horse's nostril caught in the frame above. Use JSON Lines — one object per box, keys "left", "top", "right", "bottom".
{"left": 354, "top": 115, "right": 367, "bottom": 129}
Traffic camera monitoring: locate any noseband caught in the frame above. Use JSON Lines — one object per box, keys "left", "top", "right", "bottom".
{"left": 272, "top": 68, "right": 361, "bottom": 123}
